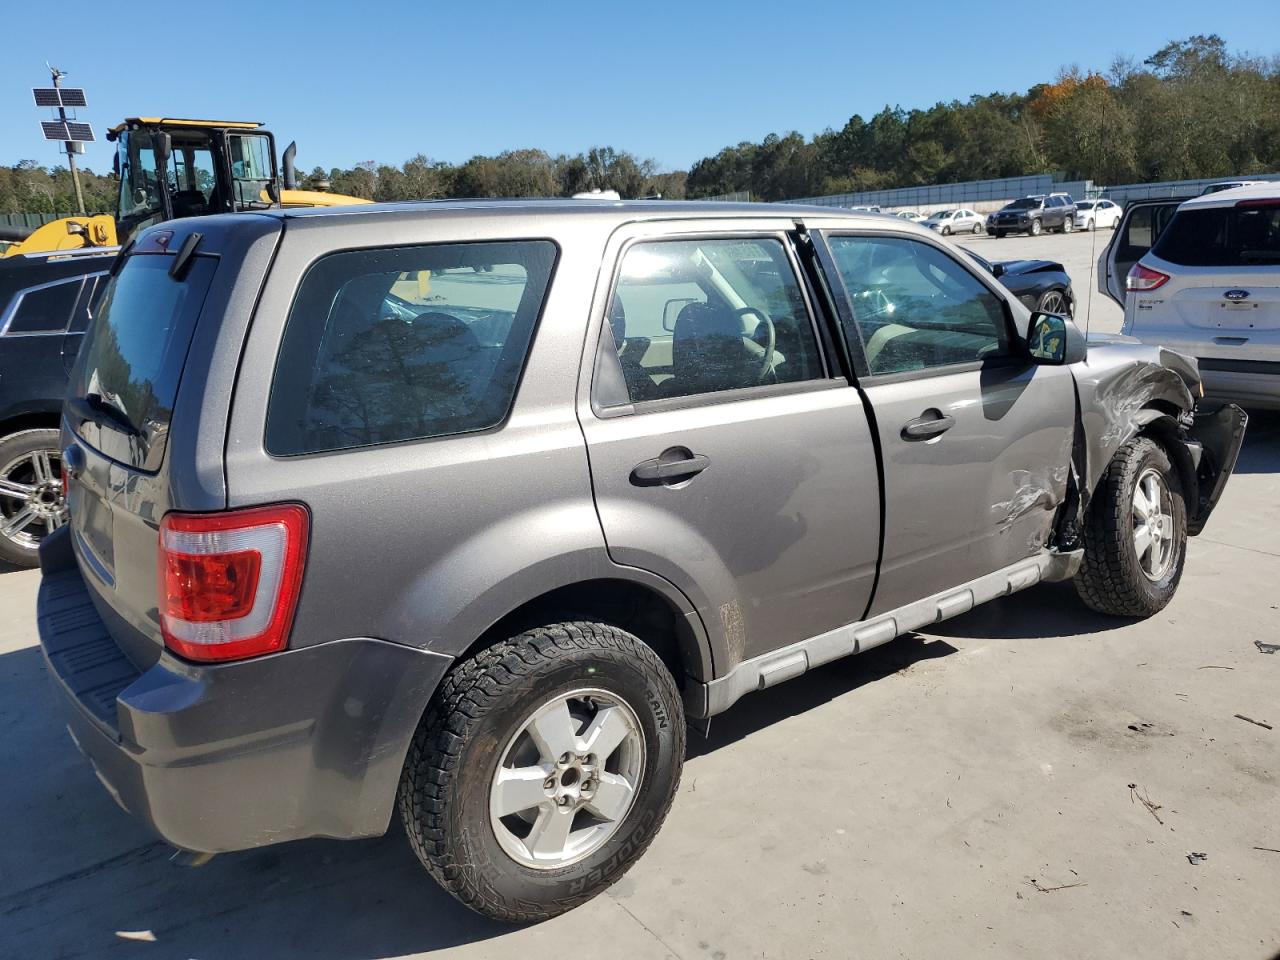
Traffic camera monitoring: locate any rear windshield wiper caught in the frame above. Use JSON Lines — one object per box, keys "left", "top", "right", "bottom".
{"left": 68, "top": 392, "right": 141, "bottom": 438}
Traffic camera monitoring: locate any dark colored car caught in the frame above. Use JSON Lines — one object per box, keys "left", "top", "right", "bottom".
{"left": 987, "top": 195, "right": 1076, "bottom": 237}
{"left": 0, "top": 248, "right": 116, "bottom": 566}
{"left": 965, "top": 250, "right": 1074, "bottom": 317}
{"left": 37, "top": 203, "right": 1244, "bottom": 923}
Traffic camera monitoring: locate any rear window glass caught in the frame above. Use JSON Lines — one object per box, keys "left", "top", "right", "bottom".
{"left": 266, "top": 240, "right": 557, "bottom": 456}
{"left": 1153, "top": 205, "right": 1280, "bottom": 267}
{"left": 4, "top": 277, "right": 83, "bottom": 334}
{"left": 71, "top": 254, "right": 217, "bottom": 470}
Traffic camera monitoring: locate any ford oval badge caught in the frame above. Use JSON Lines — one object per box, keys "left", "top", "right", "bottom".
{"left": 1224, "top": 289, "right": 1251, "bottom": 301}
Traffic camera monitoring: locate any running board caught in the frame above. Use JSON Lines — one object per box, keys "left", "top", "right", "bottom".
{"left": 684, "top": 549, "right": 1082, "bottom": 719}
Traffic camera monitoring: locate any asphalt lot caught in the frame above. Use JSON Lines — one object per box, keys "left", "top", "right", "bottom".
{"left": 2, "top": 230, "right": 1278, "bottom": 960}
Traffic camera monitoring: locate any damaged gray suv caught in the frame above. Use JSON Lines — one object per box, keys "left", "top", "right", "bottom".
{"left": 38, "top": 202, "right": 1245, "bottom": 922}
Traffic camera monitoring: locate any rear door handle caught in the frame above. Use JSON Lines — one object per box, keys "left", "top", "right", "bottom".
{"left": 902, "top": 412, "right": 955, "bottom": 440}
{"left": 631, "top": 449, "right": 710, "bottom": 485}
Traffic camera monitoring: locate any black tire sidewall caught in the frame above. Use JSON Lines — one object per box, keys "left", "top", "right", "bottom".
{"left": 437, "top": 641, "right": 682, "bottom": 911}
{"left": 0, "top": 428, "right": 61, "bottom": 567}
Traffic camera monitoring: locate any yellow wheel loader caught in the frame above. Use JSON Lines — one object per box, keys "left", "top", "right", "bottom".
{"left": 2, "top": 117, "right": 367, "bottom": 258}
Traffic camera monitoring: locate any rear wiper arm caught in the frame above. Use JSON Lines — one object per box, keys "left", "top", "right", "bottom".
{"left": 68, "top": 392, "right": 141, "bottom": 437}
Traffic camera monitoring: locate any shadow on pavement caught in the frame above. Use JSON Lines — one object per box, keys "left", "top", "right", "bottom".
{"left": 1233, "top": 409, "right": 1279, "bottom": 475}
{"left": 928, "top": 579, "right": 1135, "bottom": 641}
{"left": 688, "top": 632, "right": 958, "bottom": 759}
{"left": 0, "top": 645, "right": 509, "bottom": 960}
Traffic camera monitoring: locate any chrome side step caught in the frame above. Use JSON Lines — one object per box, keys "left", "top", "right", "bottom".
{"left": 685, "top": 549, "right": 1082, "bottom": 718}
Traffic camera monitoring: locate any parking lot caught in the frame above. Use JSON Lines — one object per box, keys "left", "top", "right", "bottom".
{"left": 1, "top": 228, "right": 1277, "bottom": 960}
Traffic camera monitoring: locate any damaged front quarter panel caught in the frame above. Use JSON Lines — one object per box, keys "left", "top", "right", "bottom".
{"left": 1071, "top": 334, "right": 1246, "bottom": 533}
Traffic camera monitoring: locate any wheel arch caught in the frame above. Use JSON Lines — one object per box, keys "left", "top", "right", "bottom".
{"left": 455, "top": 575, "right": 712, "bottom": 691}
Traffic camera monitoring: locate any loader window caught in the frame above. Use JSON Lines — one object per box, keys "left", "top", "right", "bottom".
{"left": 228, "top": 134, "right": 274, "bottom": 208}
{"left": 117, "top": 131, "right": 163, "bottom": 223}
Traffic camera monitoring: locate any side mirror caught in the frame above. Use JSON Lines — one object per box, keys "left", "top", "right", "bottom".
{"left": 990, "top": 262, "right": 1007, "bottom": 279}
{"left": 1027, "top": 311, "right": 1087, "bottom": 365}
{"left": 155, "top": 132, "right": 172, "bottom": 168}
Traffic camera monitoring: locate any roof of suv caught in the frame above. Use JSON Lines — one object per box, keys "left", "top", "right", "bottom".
{"left": 251, "top": 198, "right": 887, "bottom": 226}
{"left": 1180, "top": 181, "right": 1280, "bottom": 209}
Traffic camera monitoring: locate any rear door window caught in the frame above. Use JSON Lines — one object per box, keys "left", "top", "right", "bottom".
{"left": 2, "top": 276, "right": 84, "bottom": 334}
{"left": 1152, "top": 204, "right": 1280, "bottom": 267}
{"left": 266, "top": 240, "right": 557, "bottom": 456}
{"left": 70, "top": 252, "right": 218, "bottom": 471}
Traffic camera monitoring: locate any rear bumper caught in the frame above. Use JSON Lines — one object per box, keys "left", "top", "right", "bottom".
{"left": 37, "top": 528, "right": 452, "bottom": 854}
{"left": 1185, "top": 402, "right": 1248, "bottom": 536}
{"left": 1197, "top": 359, "right": 1280, "bottom": 410}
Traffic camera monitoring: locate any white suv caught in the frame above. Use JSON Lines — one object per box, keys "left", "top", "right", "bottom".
{"left": 1105, "top": 184, "right": 1280, "bottom": 409}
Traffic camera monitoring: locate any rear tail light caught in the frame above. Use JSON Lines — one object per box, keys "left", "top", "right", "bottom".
{"left": 159, "top": 504, "right": 308, "bottom": 662}
{"left": 1236, "top": 198, "right": 1280, "bottom": 207}
{"left": 1126, "top": 263, "right": 1170, "bottom": 292}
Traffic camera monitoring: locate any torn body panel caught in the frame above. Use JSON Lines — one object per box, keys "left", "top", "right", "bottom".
{"left": 1068, "top": 334, "right": 1245, "bottom": 535}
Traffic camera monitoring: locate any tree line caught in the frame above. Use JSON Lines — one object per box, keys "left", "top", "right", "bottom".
{"left": 2, "top": 35, "right": 1276, "bottom": 217}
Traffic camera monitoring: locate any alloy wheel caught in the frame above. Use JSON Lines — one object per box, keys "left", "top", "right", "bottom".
{"left": 1132, "top": 467, "right": 1175, "bottom": 581}
{"left": 1039, "top": 290, "right": 1069, "bottom": 316}
{"left": 490, "top": 688, "right": 645, "bottom": 869}
{"left": 0, "top": 447, "right": 65, "bottom": 550}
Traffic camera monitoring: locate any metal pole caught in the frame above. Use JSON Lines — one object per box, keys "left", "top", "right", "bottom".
{"left": 52, "top": 68, "right": 86, "bottom": 216}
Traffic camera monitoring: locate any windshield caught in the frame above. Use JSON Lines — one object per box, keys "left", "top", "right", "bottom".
{"left": 1006, "top": 199, "right": 1038, "bottom": 210}
{"left": 70, "top": 251, "right": 217, "bottom": 471}
{"left": 1152, "top": 205, "right": 1280, "bottom": 266}
{"left": 932, "top": 210, "right": 954, "bottom": 219}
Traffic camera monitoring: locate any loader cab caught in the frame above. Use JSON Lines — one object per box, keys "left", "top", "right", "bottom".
{"left": 109, "top": 118, "right": 279, "bottom": 240}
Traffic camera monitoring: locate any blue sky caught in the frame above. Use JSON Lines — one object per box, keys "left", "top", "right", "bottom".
{"left": 2, "top": 0, "right": 1277, "bottom": 174}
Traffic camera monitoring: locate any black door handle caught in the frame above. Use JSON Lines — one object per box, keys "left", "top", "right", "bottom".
{"left": 902, "top": 412, "right": 955, "bottom": 440}
{"left": 631, "top": 449, "right": 710, "bottom": 486}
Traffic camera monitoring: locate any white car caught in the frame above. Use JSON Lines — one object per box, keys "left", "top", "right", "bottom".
{"left": 895, "top": 211, "right": 927, "bottom": 222}
{"left": 922, "top": 208, "right": 984, "bottom": 235}
{"left": 1101, "top": 182, "right": 1280, "bottom": 409}
{"left": 1073, "top": 199, "right": 1122, "bottom": 231}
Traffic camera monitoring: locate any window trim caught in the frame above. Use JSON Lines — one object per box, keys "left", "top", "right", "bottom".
{"left": 0, "top": 272, "right": 104, "bottom": 337}
{"left": 263, "top": 237, "right": 561, "bottom": 459}
{"left": 590, "top": 230, "right": 836, "bottom": 418}
{"left": 810, "top": 228, "right": 1024, "bottom": 381}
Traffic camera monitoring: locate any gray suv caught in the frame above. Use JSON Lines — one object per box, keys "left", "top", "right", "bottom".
{"left": 37, "top": 202, "right": 1244, "bottom": 923}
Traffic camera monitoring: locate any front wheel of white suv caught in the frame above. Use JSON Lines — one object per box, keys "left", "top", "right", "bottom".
{"left": 1074, "top": 437, "right": 1187, "bottom": 617}
{"left": 398, "top": 621, "right": 685, "bottom": 923}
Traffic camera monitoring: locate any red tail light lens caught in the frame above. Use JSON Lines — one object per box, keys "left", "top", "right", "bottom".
{"left": 1236, "top": 198, "right": 1280, "bottom": 208}
{"left": 1126, "top": 263, "right": 1170, "bottom": 292}
{"left": 159, "top": 504, "right": 308, "bottom": 662}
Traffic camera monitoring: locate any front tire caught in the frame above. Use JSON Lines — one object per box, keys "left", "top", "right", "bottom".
{"left": 942, "top": 225, "right": 952, "bottom": 236}
{"left": 1062, "top": 216, "right": 1074, "bottom": 234}
{"left": 1029, "top": 219, "right": 1043, "bottom": 237}
{"left": 994, "top": 230, "right": 1007, "bottom": 239}
{"left": 972, "top": 222, "right": 982, "bottom": 234}
{"left": 398, "top": 621, "right": 685, "bottom": 923}
{"left": 0, "top": 428, "right": 66, "bottom": 568}
{"left": 1074, "top": 437, "right": 1187, "bottom": 617}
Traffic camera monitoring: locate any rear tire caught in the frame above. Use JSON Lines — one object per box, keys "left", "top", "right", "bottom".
{"left": 1074, "top": 437, "right": 1187, "bottom": 617}
{"left": 0, "top": 428, "right": 66, "bottom": 568}
{"left": 398, "top": 621, "right": 685, "bottom": 923}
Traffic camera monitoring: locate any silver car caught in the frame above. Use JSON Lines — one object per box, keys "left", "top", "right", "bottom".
{"left": 922, "top": 208, "right": 984, "bottom": 235}
{"left": 38, "top": 201, "right": 1243, "bottom": 923}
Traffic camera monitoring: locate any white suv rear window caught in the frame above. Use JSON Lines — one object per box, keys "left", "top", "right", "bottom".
{"left": 1152, "top": 205, "right": 1280, "bottom": 267}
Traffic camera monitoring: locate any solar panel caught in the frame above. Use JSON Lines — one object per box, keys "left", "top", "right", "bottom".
{"left": 32, "top": 87, "right": 88, "bottom": 108}
{"left": 40, "top": 120, "right": 95, "bottom": 142}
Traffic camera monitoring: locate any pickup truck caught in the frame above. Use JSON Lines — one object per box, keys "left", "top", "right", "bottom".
{"left": 37, "top": 202, "right": 1244, "bottom": 922}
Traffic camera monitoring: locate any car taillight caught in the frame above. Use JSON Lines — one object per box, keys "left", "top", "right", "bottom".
{"left": 1126, "top": 263, "right": 1170, "bottom": 292}
{"left": 159, "top": 504, "right": 308, "bottom": 662}
{"left": 1236, "top": 198, "right": 1280, "bottom": 207}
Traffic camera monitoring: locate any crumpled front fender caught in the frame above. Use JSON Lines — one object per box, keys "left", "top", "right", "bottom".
{"left": 1073, "top": 337, "right": 1198, "bottom": 496}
